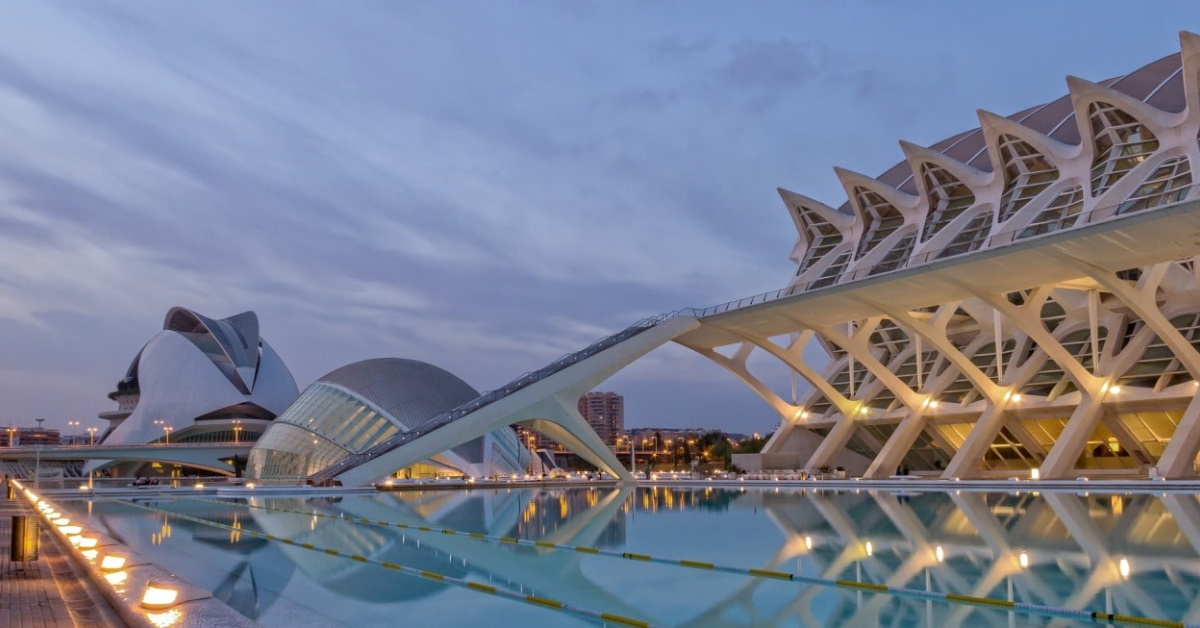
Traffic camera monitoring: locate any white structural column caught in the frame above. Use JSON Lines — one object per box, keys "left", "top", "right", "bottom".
{"left": 336, "top": 316, "right": 701, "bottom": 486}
{"left": 955, "top": 286, "right": 1112, "bottom": 479}
{"left": 793, "top": 316, "right": 934, "bottom": 478}
{"left": 1156, "top": 393, "right": 1200, "bottom": 478}
{"left": 861, "top": 301, "right": 1013, "bottom": 478}
{"left": 705, "top": 329, "right": 861, "bottom": 458}
{"left": 1067, "top": 258, "right": 1200, "bottom": 380}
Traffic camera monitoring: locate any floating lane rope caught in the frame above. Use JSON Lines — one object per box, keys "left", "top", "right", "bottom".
{"left": 180, "top": 496, "right": 1198, "bottom": 628}
{"left": 117, "top": 499, "right": 657, "bottom": 628}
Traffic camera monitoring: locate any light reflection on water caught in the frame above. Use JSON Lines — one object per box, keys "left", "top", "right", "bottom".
{"left": 56, "top": 487, "right": 1200, "bottom": 627}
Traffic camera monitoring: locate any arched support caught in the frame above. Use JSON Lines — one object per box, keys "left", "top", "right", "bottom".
{"left": 334, "top": 315, "right": 701, "bottom": 486}
{"left": 1062, "top": 258, "right": 1200, "bottom": 381}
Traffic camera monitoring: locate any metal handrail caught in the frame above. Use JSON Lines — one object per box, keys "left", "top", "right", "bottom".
{"left": 310, "top": 312, "right": 680, "bottom": 482}
{"left": 689, "top": 184, "right": 1200, "bottom": 318}
{"left": 310, "top": 186, "right": 1199, "bottom": 482}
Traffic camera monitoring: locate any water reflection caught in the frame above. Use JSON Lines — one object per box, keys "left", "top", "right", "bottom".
{"left": 63, "top": 487, "right": 1200, "bottom": 627}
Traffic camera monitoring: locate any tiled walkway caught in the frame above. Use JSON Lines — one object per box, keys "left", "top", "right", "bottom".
{"left": 0, "top": 483, "right": 123, "bottom": 627}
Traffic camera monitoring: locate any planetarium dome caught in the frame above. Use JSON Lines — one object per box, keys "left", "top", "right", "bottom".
{"left": 248, "top": 358, "right": 528, "bottom": 481}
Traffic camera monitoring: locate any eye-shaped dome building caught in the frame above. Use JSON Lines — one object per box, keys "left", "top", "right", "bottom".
{"left": 248, "top": 358, "right": 529, "bottom": 481}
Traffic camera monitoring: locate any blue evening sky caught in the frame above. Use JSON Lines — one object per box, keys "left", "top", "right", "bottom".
{"left": 1, "top": 2, "right": 1197, "bottom": 434}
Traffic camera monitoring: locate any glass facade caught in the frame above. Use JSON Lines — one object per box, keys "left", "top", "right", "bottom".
{"left": 249, "top": 383, "right": 402, "bottom": 481}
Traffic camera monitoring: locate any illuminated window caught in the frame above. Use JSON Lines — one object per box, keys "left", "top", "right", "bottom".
{"left": 1018, "top": 186, "right": 1084, "bottom": 239}
{"left": 1089, "top": 102, "right": 1158, "bottom": 196}
{"left": 997, "top": 134, "right": 1058, "bottom": 222}
{"left": 937, "top": 212, "right": 992, "bottom": 259}
{"left": 1115, "top": 156, "right": 1191, "bottom": 215}
{"left": 920, "top": 162, "right": 976, "bottom": 242}
{"left": 795, "top": 207, "right": 843, "bottom": 274}
{"left": 854, "top": 188, "right": 906, "bottom": 258}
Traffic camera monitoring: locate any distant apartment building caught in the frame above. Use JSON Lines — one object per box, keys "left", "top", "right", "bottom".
{"left": 0, "top": 427, "right": 62, "bottom": 447}
{"left": 578, "top": 392, "right": 624, "bottom": 445}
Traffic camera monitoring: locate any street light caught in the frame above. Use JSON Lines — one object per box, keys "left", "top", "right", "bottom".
{"left": 232, "top": 420, "right": 242, "bottom": 444}
{"left": 86, "top": 427, "right": 99, "bottom": 446}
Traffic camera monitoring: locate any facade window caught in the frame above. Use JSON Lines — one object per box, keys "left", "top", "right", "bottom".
{"left": 920, "top": 162, "right": 976, "bottom": 242}
{"left": 810, "top": 251, "right": 852, "bottom": 289}
{"left": 997, "top": 134, "right": 1058, "bottom": 222}
{"left": 796, "top": 208, "right": 843, "bottom": 275}
{"left": 1017, "top": 186, "right": 1085, "bottom": 239}
{"left": 853, "top": 188, "right": 906, "bottom": 258}
{"left": 869, "top": 231, "right": 916, "bottom": 276}
{"left": 937, "top": 212, "right": 992, "bottom": 259}
{"left": 1115, "top": 156, "right": 1191, "bottom": 215}
{"left": 1088, "top": 102, "right": 1159, "bottom": 196}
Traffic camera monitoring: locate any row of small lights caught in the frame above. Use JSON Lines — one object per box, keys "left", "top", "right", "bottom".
{"left": 20, "top": 483, "right": 186, "bottom": 624}
{"left": 826, "top": 536, "right": 1131, "bottom": 579}
{"left": 789, "top": 382, "right": 1138, "bottom": 422}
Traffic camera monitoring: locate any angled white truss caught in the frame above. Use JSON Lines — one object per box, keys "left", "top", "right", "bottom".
{"left": 678, "top": 32, "right": 1200, "bottom": 479}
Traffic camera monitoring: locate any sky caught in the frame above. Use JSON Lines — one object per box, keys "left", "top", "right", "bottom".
{"left": 2, "top": 2, "right": 1199, "bottom": 436}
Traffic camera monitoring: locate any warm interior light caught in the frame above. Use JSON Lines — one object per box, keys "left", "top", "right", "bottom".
{"left": 82, "top": 549, "right": 98, "bottom": 560}
{"left": 53, "top": 517, "right": 70, "bottom": 526}
{"left": 100, "top": 555, "right": 127, "bottom": 571}
{"left": 804, "top": 536, "right": 813, "bottom": 550}
{"left": 68, "top": 535, "right": 83, "bottom": 546}
{"left": 246, "top": 483, "right": 256, "bottom": 489}
{"left": 1119, "top": 558, "right": 1131, "bottom": 579}
{"left": 103, "top": 570, "right": 128, "bottom": 586}
{"left": 145, "top": 609, "right": 183, "bottom": 627}
{"left": 1011, "top": 394, "right": 1022, "bottom": 402}
{"left": 865, "top": 541, "right": 873, "bottom": 556}
{"left": 1018, "top": 551, "right": 1029, "bottom": 568}
{"left": 935, "top": 546, "right": 944, "bottom": 563}
{"left": 141, "top": 582, "right": 181, "bottom": 609}
{"left": 59, "top": 525, "right": 82, "bottom": 535}
{"left": 1030, "top": 468, "right": 1040, "bottom": 480}
{"left": 77, "top": 537, "right": 98, "bottom": 549}
{"left": 1109, "top": 385, "right": 1121, "bottom": 395}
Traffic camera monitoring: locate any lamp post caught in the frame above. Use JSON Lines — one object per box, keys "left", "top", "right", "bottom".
{"left": 68, "top": 420, "right": 80, "bottom": 444}
{"left": 232, "top": 420, "right": 242, "bottom": 444}
{"left": 87, "top": 427, "right": 98, "bottom": 446}
{"left": 5, "top": 427, "right": 14, "bottom": 448}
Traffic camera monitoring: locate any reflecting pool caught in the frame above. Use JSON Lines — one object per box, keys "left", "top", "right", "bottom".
{"left": 56, "top": 486, "right": 1200, "bottom": 627}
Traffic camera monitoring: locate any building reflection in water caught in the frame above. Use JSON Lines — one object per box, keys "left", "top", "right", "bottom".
{"left": 68, "top": 487, "right": 1200, "bottom": 627}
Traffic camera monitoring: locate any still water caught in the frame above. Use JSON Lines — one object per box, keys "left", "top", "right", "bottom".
{"left": 57, "top": 486, "right": 1200, "bottom": 627}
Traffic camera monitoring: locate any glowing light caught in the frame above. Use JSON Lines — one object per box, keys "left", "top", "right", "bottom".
{"left": 68, "top": 535, "right": 83, "bottom": 546}
{"left": 82, "top": 549, "right": 98, "bottom": 560}
{"left": 103, "top": 571, "right": 128, "bottom": 586}
{"left": 193, "top": 483, "right": 204, "bottom": 489}
{"left": 100, "top": 555, "right": 127, "bottom": 571}
{"left": 53, "top": 518, "right": 70, "bottom": 526}
{"left": 141, "top": 582, "right": 181, "bottom": 609}
{"left": 804, "top": 536, "right": 813, "bottom": 550}
{"left": 865, "top": 541, "right": 873, "bottom": 556}
{"left": 1030, "top": 468, "right": 1040, "bottom": 480}
{"left": 59, "top": 525, "right": 82, "bottom": 535}
{"left": 1110, "top": 385, "right": 1122, "bottom": 395}
{"left": 1119, "top": 558, "right": 1131, "bottom": 579}
{"left": 935, "top": 546, "right": 944, "bottom": 563}
{"left": 246, "top": 483, "right": 256, "bottom": 489}
{"left": 1018, "top": 551, "right": 1029, "bottom": 568}
{"left": 77, "top": 537, "right": 98, "bottom": 549}
{"left": 146, "top": 609, "right": 182, "bottom": 627}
